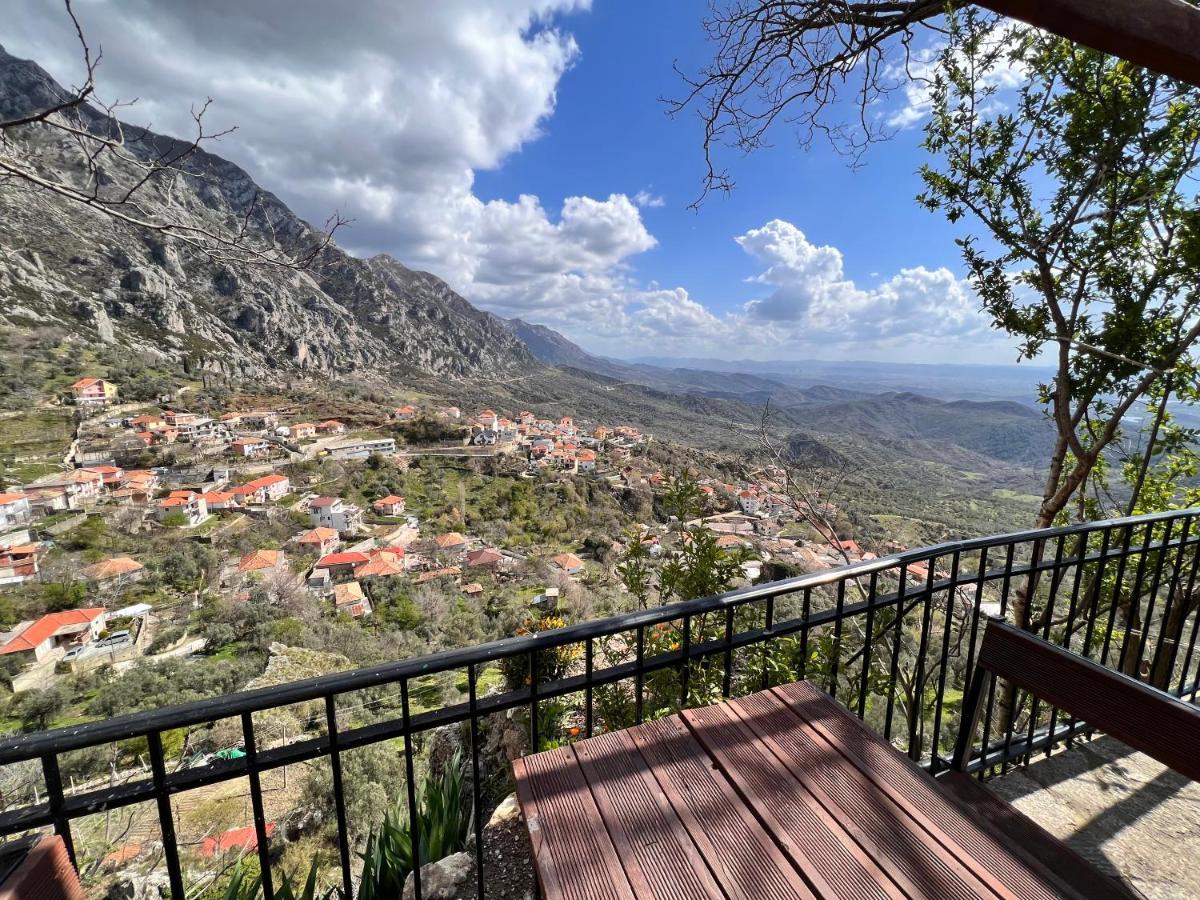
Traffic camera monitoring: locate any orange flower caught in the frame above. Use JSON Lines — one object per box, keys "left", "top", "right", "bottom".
{"left": 568, "top": 727, "right": 581, "bottom": 737}
{"left": 669, "top": 641, "right": 681, "bottom": 651}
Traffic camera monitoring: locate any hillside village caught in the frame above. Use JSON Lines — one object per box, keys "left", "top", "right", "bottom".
{"left": 0, "top": 358, "right": 954, "bottom": 894}
{"left": 0, "top": 371, "right": 901, "bottom": 700}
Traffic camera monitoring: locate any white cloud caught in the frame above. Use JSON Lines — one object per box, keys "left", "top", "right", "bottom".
{"left": 735, "top": 219, "right": 991, "bottom": 346}
{"left": 885, "top": 36, "right": 1028, "bottom": 129}
{"left": 633, "top": 189, "right": 665, "bottom": 208}
{"left": 6, "top": 0, "right": 614, "bottom": 279}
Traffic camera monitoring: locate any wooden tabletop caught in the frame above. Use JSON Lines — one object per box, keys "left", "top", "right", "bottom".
{"left": 514, "top": 680, "right": 1111, "bottom": 900}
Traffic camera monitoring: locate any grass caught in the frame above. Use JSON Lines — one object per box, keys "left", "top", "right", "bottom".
{"left": 992, "top": 488, "right": 1041, "bottom": 503}
{"left": 0, "top": 408, "right": 74, "bottom": 476}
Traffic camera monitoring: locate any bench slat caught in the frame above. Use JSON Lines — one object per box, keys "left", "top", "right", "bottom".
{"left": 939, "top": 771, "right": 1136, "bottom": 900}
{"left": 976, "top": 620, "right": 1200, "bottom": 781}
{"left": 573, "top": 728, "right": 728, "bottom": 900}
{"left": 513, "top": 749, "right": 635, "bottom": 900}
{"left": 627, "top": 717, "right": 818, "bottom": 900}
{"left": 682, "top": 703, "right": 906, "bottom": 900}
{"left": 773, "top": 682, "right": 1081, "bottom": 900}
{"left": 727, "top": 690, "right": 1008, "bottom": 900}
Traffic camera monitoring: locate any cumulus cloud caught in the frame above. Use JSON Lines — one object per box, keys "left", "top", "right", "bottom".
{"left": 735, "top": 219, "right": 991, "bottom": 345}
{"left": 633, "top": 189, "right": 665, "bottom": 208}
{"left": 885, "top": 37, "right": 1028, "bottom": 129}
{"left": 8, "top": 2, "right": 626, "bottom": 275}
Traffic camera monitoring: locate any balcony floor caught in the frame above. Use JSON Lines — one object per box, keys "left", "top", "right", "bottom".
{"left": 987, "top": 735, "right": 1200, "bottom": 899}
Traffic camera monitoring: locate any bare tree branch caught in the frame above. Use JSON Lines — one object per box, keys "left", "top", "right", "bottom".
{"left": 666, "top": 0, "right": 953, "bottom": 205}
{"left": 0, "top": 0, "right": 349, "bottom": 271}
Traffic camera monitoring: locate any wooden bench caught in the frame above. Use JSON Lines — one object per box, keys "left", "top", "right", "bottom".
{"left": 513, "top": 618, "right": 1194, "bottom": 898}
{"left": 944, "top": 617, "right": 1200, "bottom": 899}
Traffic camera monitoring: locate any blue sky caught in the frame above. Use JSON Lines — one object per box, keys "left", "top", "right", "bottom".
{"left": 9, "top": 0, "right": 1022, "bottom": 365}
{"left": 476, "top": 1, "right": 962, "bottom": 307}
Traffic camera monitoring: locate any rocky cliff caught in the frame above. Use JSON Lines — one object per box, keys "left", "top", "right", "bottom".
{"left": 0, "top": 45, "right": 535, "bottom": 379}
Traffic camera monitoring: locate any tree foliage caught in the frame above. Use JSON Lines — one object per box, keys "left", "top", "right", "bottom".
{"left": 918, "top": 12, "right": 1200, "bottom": 529}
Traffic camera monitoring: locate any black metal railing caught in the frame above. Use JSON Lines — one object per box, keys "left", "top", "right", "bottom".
{"left": 1, "top": 508, "right": 1199, "bottom": 897}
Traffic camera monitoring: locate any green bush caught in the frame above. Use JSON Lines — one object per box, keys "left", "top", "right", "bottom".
{"left": 226, "top": 752, "right": 470, "bottom": 899}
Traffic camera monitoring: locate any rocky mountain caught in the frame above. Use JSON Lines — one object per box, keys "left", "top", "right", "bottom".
{"left": 0, "top": 45, "right": 534, "bottom": 379}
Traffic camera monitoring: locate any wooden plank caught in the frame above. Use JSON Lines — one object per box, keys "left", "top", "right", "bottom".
{"left": 772, "top": 682, "right": 1084, "bottom": 900}
{"left": 726, "top": 691, "right": 1006, "bottom": 900}
{"left": 976, "top": 619, "right": 1200, "bottom": 781}
{"left": 513, "top": 749, "right": 635, "bottom": 900}
{"left": 572, "top": 728, "right": 727, "bottom": 900}
{"left": 975, "top": 0, "right": 1200, "bottom": 88}
{"left": 681, "top": 703, "right": 907, "bottom": 900}
{"left": 940, "top": 771, "right": 1137, "bottom": 900}
{"left": 627, "top": 717, "right": 819, "bottom": 900}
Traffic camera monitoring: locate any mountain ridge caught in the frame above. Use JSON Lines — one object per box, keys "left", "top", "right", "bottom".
{"left": 0, "top": 45, "right": 535, "bottom": 379}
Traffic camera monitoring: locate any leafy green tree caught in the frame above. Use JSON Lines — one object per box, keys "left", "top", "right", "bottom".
{"left": 919, "top": 14, "right": 1200, "bottom": 536}
{"left": 14, "top": 685, "right": 67, "bottom": 731}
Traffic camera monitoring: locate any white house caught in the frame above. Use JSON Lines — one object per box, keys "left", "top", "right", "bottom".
{"left": 326, "top": 438, "right": 396, "bottom": 460}
{"left": 309, "top": 497, "right": 364, "bottom": 535}
{"left": 0, "top": 608, "right": 107, "bottom": 664}
{"left": 0, "top": 493, "right": 32, "bottom": 528}
{"left": 156, "top": 494, "right": 209, "bottom": 527}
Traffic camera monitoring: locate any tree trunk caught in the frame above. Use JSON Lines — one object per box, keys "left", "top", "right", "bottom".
{"left": 1150, "top": 587, "right": 1199, "bottom": 689}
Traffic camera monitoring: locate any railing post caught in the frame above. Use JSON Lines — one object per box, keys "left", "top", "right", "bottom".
{"left": 324, "top": 696, "right": 354, "bottom": 900}
{"left": 147, "top": 731, "right": 185, "bottom": 900}
{"left": 400, "top": 678, "right": 423, "bottom": 900}
{"left": 241, "top": 712, "right": 275, "bottom": 900}
{"left": 467, "top": 664, "right": 486, "bottom": 898}
{"left": 40, "top": 754, "right": 74, "bottom": 867}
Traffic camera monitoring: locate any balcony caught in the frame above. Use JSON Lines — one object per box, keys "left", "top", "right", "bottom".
{"left": 0, "top": 509, "right": 1197, "bottom": 897}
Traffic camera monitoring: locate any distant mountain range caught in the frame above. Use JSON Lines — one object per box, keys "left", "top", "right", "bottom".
{"left": 506, "top": 320, "right": 1055, "bottom": 466}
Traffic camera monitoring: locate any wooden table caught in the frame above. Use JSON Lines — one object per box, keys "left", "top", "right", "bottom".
{"left": 514, "top": 680, "right": 1130, "bottom": 899}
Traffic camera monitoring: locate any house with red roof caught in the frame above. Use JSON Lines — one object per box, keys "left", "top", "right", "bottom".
{"left": 71, "top": 377, "right": 118, "bottom": 407}
{"left": 333, "top": 581, "right": 372, "bottom": 618}
{"left": 313, "top": 551, "right": 371, "bottom": 581}
{"left": 394, "top": 405, "right": 418, "bottom": 421}
{"left": 233, "top": 473, "right": 291, "bottom": 504}
{"left": 550, "top": 553, "right": 584, "bottom": 575}
{"left": 0, "top": 537, "right": 42, "bottom": 587}
{"left": 200, "top": 822, "right": 276, "bottom": 859}
{"left": 84, "top": 465, "right": 124, "bottom": 488}
{"left": 465, "top": 548, "right": 504, "bottom": 571}
{"left": 576, "top": 449, "right": 597, "bottom": 473}
{"left": 434, "top": 532, "right": 469, "bottom": 557}
{"left": 25, "top": 469, "right": 104, "bottom": 509}
{"left": 239, "top": 549, "right": 284, "bottom": 575}
{"left": 287, "top": 422, "right": 317, "bottom": 440}
{"left": 81, "top": 557, "right": 145, "bottom": 590}
{"left": 354, "top": 548, "right": 406, "bottom": 579}
{"left": 197, "top": 490, "right": 237, "bottom": 511}
{"left": 0, "top": 608, "right": 107, "bottom": 663}
{"left": 230, "top": 437, "right": 271, "bottom": 458}
{"left": 316, "top": 420, "right": 346, "bottom": 434}
{"left": 737, "top": 489, "right": 761, "bottom": 515}
{"left": 0, "top": 493, "right": 32, "bottom": 528}
{"left": 156, "top": 494, "right": 209, "bottom": 527}
{"left": 296, "top": 527, "right": 341, "bottom": 557}
{"left": 372, "top": 495, "right": 406, "bottom": 517}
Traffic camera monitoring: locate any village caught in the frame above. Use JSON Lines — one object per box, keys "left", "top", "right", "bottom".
{"left": 0, "top": 373, "right": 905, "bottom": 710}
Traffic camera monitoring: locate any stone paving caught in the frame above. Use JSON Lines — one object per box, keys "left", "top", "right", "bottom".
{"left": 987, "top": 735, "right": 1200, "bottom": 899}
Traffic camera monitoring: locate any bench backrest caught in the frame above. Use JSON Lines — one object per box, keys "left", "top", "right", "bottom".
{"left": 952, "top": 618, "right": 1200, "bottom": 780}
